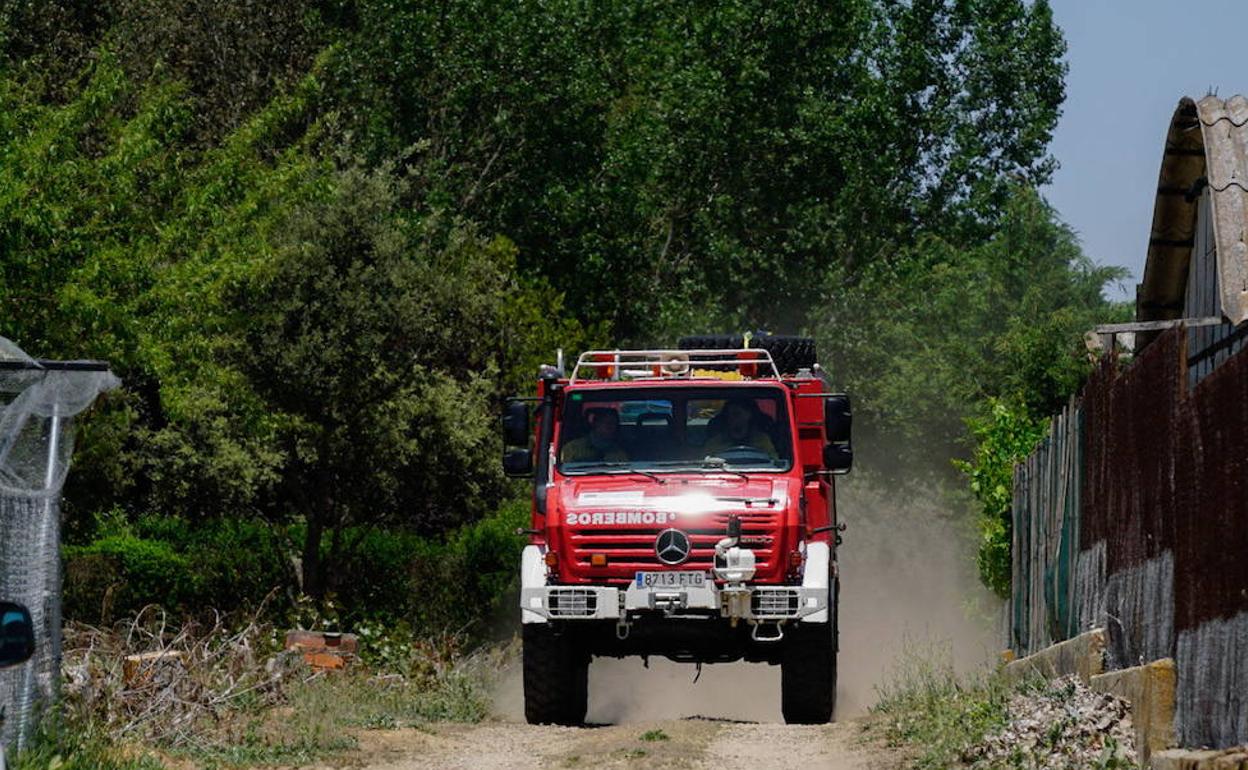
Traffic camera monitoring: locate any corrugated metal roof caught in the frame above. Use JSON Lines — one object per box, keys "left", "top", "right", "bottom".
{"left": 1138, "top": 95, "right": 1248, "bottom": 327}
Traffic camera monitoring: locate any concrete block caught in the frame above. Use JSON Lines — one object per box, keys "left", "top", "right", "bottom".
{"left": 1004, "top": 628, "right": 1106, "bottom": 684}
{"left": 1151, "top": 748, "right": 1248, "bottom": 770}
{"left": 1091, "top": 658, "right": 1177, "bottom": 762}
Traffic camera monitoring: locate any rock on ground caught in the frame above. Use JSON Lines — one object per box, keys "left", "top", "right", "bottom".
{"left": 964, "top": 675, "right": 1136, "bottom": 768}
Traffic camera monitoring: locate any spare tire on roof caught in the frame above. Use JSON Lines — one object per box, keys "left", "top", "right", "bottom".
{"left": 677, "top": 332, "right": 816, "bottom": 375}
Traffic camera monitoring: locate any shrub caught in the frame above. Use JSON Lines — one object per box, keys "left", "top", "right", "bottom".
{"left": 403, "top": 498, "right": 528, "bottom": 640}
{"left": 64, "top": 534, "right": 194, "bottom": 624}
{"left": 63, "top": 499, "right": 528, "bottom": 639}
{"left": 64, "top": 512, "right": 292, "bottom": 624}
{"left": 954, "top": 399, "right": 1047, "bottom": 599}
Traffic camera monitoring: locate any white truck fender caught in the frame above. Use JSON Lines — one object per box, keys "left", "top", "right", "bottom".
{"left": 801, "top": 541, "right": 831, "bottom": 623}
{"left": 520, "top": 544, "right": 548, "bottom": 624}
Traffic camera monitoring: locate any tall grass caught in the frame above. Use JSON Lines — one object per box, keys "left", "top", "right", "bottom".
{"left": 869, "top": 639, "right": 1012, "bottom": 769}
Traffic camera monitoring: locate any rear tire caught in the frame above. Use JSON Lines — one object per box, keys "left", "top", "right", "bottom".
{"left": 678, "top": 333, "right": 816, "bottom": 374}
{"left": 781, "top": 581, "right": 838, "bottom": 724}
{"left": 523, "top": 624, "right": 589, "bottom": 725}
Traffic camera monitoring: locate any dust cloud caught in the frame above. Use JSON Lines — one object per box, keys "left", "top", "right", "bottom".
{"left": 493, "top": 476, "right": 1001, "bottom": 724}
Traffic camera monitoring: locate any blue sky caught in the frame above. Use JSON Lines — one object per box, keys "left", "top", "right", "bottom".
{"left": 1044, "top": 0, "right": 1248, "bottom": 300}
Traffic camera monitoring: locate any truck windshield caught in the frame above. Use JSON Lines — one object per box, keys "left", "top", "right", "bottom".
{"left": 557, "top": 386, "right": 793, "bottom": 474}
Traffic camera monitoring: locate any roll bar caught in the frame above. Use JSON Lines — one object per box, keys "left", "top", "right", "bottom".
{"left": 570, "top": 349, "right": 781, "bottom": 383}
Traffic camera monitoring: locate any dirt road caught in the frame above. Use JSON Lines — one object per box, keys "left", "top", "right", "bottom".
{"left": 345, "top": 717, "right": 883, "bottom": 770}
{"left": 319, "top": 658, "right": 892, "bottom": 770}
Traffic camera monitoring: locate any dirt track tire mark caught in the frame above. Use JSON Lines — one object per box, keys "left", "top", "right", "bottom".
{"left": 310, "top": 717, "right": 885, "bottom": 770}
{"left": 704, "top": 722, "right": 876, "bottom": 770}
{"left": 337, "top": 720, "right": 719, "bottom": 769}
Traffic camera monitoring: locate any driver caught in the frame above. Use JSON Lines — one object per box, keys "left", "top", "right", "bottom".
{"left": 704, "top": 398, "right": 776, "bottom": 457}
{"left": 562, "top": 407, "right": 628, "bottom": 463}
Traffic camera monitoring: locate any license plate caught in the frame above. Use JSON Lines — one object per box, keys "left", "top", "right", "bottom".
{"left": 635, "top": 571, "right": 707, "bottom": 588}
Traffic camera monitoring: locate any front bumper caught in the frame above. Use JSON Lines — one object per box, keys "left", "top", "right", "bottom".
{"left": 520, "top": 582, "right": 827, "bottom": 622}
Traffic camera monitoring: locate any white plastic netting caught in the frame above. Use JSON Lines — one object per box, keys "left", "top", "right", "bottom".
{"left": 0, "top": 338, "right": 118, "bottom": 750}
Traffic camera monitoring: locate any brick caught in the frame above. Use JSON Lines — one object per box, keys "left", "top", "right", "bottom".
{"left": 284, "top": 630, "right": 358, "bottom": 654}
{"left": 302, "top": 651, "right": 347, "bottom": 671}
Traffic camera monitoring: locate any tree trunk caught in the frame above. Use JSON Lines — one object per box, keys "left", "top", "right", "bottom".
{"left": 302, "top": 504, "right": 326, "bottom": 599}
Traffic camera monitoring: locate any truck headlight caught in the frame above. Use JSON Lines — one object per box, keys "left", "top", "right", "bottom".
{"left": 713, "top": 546, "right": 756, "bottom": 583}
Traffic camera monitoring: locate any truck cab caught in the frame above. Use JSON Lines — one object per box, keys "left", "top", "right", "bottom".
{"left": 503, "top": 340, "right": 852, "bottom": 725}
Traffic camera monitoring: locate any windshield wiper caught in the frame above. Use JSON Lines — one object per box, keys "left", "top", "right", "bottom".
{"left": 697, "top": 458, "right": 750, "bottom": 481}
{"left": 564, "top": 462, "right": 667, "bottom": 483}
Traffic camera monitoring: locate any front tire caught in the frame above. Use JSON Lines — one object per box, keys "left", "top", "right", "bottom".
{"left": 781, "top": 581, "right": 838, "bottom": 724}
{"left": 523, "top": 624, "right": 589, "bottom": 725}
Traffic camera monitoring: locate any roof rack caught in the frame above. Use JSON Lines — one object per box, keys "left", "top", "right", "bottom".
{"left": 569, "top": 349, "right": 780, "bottom": 384}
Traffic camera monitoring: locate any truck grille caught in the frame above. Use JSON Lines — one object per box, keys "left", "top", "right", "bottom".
{"left": 548, "top": 588, "right": 598, "bottom": 617}
{"left": 751, "top": 588, "right": 801, "bottom": 618}
{"left": 567, "top": 511, "right": 779, "bottom": 583}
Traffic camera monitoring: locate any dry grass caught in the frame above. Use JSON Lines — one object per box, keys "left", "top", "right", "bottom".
{"left": 62, "top": 604, "right": 304, "bottom": 749}
{"left": 50, "top": 605, "right": 506, "bottom": 767}
{"left": 865, "top": 641, "right": 1136, "bottom": 770}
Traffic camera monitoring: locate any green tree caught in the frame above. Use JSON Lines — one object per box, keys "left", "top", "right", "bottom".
{"left": 0, "top": 0, "right": 1105, "bottom": 606}
{"left": 820, "top": 186, "right": 1126, "bottom": 474}
{"left": 0, "top": 53, "right": 594, "bottom": 596}
{"left": 333, "top": 0, "right": 1067, "bottom": 340}
{"left": 234, "top": 161, "right": 585, "bottom": 596}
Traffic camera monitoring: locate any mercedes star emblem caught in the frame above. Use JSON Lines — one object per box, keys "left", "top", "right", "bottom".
{"left": 654, "top": 528, "right": 692, "bottom": 565}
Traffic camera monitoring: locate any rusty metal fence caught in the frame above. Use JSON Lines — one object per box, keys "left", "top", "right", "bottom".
{"left": 1011, "top": 325, "right": 1248, "bottom": 748}
{"left": 1010, "top": 398, "right": 1084, "bottom": 655}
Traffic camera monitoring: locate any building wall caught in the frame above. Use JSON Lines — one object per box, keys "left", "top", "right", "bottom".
{"left": 1185, "top": 188, "right": 1245, "bottom": 386}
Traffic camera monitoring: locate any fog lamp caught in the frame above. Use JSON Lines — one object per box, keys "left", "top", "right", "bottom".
{"left": 590, "top": 553, "right": 608, "bottom": 567}
{"left": 544, "top": 551, "right": 559, "bottom": 568}
{"left": 713, "top": 546, "right": 756, "bottom": 583}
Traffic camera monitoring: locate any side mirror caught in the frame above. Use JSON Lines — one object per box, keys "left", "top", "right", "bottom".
{"left": 503, "top": 447, "right": 534, "bottom": 478}
{"left": 823, "top": 443, "right": 853, "bottom": 475}
{"left": 0, "top": 601, "right": 35, "bottom": 669}
{"left": 502, "top": 399, "right": 531, "bottom": 448}
{"left": 824, "top": 395, "right": 851, "bottom": 444}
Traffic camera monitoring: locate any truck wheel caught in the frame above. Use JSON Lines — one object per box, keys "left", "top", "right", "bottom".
{"left": 678, "top": 333, "right": 816, "bottom": 374}
{"left": 523, "top": 624, "right": 589, "bottom": 725}
{"left": 781, "top": 584, "right": 838, "bottom": 724}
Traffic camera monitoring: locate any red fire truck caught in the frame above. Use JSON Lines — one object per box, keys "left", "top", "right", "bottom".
{"left": 502, "top": 335, "right": 851, "bottom": 725}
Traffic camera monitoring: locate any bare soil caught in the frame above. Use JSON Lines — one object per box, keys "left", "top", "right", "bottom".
{"left": 304, "top": 716, "right": 886, "bottom": 770}
{"left": 296, "top": 658, "right": 894, "bottom": 770}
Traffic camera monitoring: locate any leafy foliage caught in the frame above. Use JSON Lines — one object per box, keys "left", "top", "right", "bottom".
{"left": 822, "top": 186, "right": 1126, "bottom": 472}
{"left": 64, "top": 501, "right": 526, "bottom": 644}
{"left": 0, "top": 0, "right": 1112, "bottom": 604}
{"left": 0, "top": 49, "right": 591, "bottom": 594}
{"left": 334, "top": 0, "right": 1068, "bottom": 338}
{"left": 955, "top": 401, "right": 1048, "bottom": 598}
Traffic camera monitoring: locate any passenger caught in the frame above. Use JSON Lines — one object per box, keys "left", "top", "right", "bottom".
{"left": 562, "top": 408, "right": 628, "bottom": 463}
{"left": 704, "top": 398, "right": 776, "bottom": 457}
